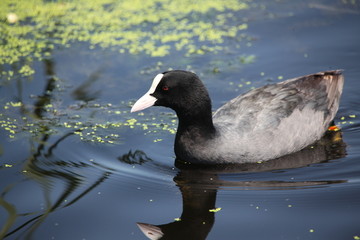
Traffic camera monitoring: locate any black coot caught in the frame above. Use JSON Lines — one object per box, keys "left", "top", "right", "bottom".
{"left": 131, "top": 70, "right": 344, "bottom": 164}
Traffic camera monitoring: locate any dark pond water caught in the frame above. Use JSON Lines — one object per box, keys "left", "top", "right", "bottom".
{"left": 1, "top": 1, "right": 360, "bottom": 240}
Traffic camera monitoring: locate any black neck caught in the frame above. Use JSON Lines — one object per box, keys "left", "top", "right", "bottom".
{"left": 175, "top": 105, "right": 216, "bottom": 137}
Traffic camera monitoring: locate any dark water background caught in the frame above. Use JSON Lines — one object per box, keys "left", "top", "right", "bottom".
{"left": 1, "top": 1, "right": 360, "bottom": 239}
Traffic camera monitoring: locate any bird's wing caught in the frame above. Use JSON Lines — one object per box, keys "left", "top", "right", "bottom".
{"left": 213, "top": 70, "right": 344, "bottom": 133}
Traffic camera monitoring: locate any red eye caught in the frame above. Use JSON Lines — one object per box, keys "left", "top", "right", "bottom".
{"left": 162, "top": 86, "right": 169, "bottom": 91}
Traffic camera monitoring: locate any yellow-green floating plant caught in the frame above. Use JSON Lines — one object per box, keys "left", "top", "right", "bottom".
{"left": 1, "top": 0, "right": 250, "bottom": 79}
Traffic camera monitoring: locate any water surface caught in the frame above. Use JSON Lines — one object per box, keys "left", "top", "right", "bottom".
{"left": 1, "top": 1, "right": 360, "bottom": 239}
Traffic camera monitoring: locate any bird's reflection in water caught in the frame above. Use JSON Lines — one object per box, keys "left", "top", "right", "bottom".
{"left": 137, "top": 130, "right": 346, "bottom": 240}
{"left": 138, "top": 170, "right": 217, "bottom": 240}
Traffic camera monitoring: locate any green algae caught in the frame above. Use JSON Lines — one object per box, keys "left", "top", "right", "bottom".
{"left": 0, "top": 0, "right": 254, "bottom": 144}
{"left": 0, "top": 0, "right": 250, "bottom": 79}
{"left": 0, "top": 100, "right": 177, "bottom": 144}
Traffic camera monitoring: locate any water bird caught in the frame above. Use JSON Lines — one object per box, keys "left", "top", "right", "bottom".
{"left": 131, "top": 70, "right": 344, "bottom": 164}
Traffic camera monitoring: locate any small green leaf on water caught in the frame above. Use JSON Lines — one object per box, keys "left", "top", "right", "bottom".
{"left": 174, "top": 218, "right": 181, "bottom": 221}
{"left": 309, "top": 229, "right": 315, "bottom": 233}
{"left": 209, "top": 207, "right": 222, "bottom": 212}
{"left": 213, "top": 67, "right": 220, "bottom": 73}
{"left": 349, "top": 114, "right": 356, "bottom": 118}
{"left": 354, "top": 236, "right": 360, "bottom": 240}
{"left": 10, "top": 102, "right": 22, "bottom": 107}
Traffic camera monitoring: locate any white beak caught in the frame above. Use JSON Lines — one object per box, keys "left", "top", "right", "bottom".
{"left": 131, "top": 73, "right": 164, "bottom": 113}
{"left": 130, "top": 93, "right": 157, "bottom": 112}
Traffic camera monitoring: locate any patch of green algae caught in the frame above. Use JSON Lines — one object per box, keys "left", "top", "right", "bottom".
{"left": 0, "top": 0, "right": 252, "bottom": 144}
{"left": 0, "top": 0, "right": 250, "bottom": 79}
{"left": 0, "top": 100, "right": 177, "bottom": 144}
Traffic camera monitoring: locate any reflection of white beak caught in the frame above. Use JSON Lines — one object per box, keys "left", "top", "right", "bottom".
{"left": 131, "top": 73, "right": 164, "bottom": 113}
{"left": 136, "top": 222, "right": 164, "bottom": 240}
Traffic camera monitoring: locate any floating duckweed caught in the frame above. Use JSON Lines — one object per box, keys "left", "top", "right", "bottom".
{"left": 126, "top": 118, "right": 137, "bottom": 125}
{"left": 336, "top": 115, "right": 357, "bottom": 127}
{"left": 209, "top": 207, "right": 222, "bottom": 212}
{"left": 168, "top": 129, "right": 176, "bottom": 134}
{"left": 239, "top": 54, "right": 255, "bottom": 64}
{"left": 9, "top": 102, "right": 22, "bottom": 107}
{"left": 1, "top": 96, "right": 177, "bottom": 143}
{"left": 18, "top": 65, "right": 35, "bottom": 76}
{"left": 0, "top": 0, "right": 251, "bottom": 79}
